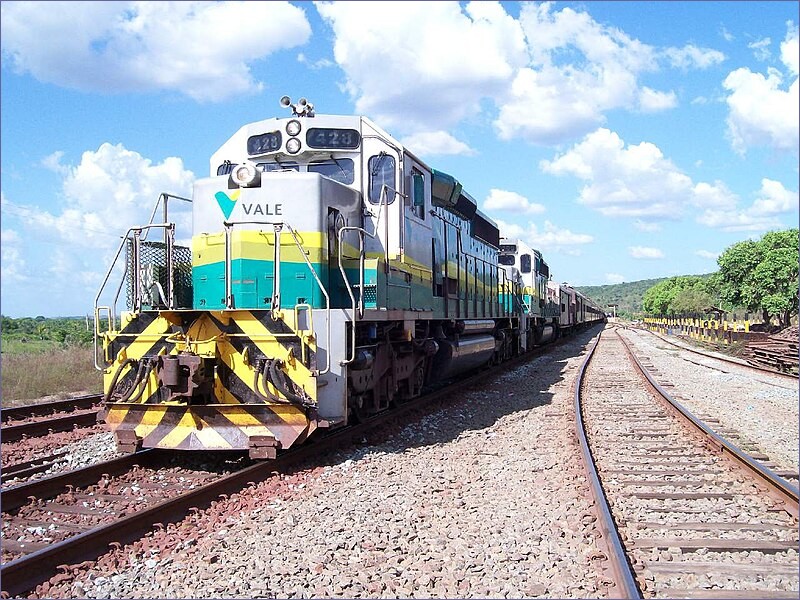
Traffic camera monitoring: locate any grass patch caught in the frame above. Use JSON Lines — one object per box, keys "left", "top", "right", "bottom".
{"left": 1, "top": 346, "right": 102, "bottom": 404}
{"left": 1, "top": 338, "right": 64, "bottom": 355}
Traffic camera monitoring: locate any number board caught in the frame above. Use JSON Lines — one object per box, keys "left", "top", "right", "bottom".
{"left": 247, "top": 131, "right": 282, "bottom": 155}
{"left": 306, "top": 128, "right": 360, "bottom": 149}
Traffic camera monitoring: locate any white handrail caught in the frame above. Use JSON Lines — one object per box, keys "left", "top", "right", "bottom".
{"left": 93, "top": 222, "right": 175, "bottom": 371}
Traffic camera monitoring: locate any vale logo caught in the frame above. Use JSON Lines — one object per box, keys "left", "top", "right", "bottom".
{"left": 215, "top": 190, "right": 240, "bottom": 219}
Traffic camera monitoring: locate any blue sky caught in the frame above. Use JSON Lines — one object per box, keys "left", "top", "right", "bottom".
{"left": 1, "top": 1, "right": 798, "bottom": 317}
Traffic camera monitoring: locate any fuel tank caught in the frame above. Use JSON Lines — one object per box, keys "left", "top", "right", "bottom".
{"left": 535, "top": 324, "right": 556, "bottom": 345}
{"left": 432, "top": 335, "right": 495, "bottom": 380}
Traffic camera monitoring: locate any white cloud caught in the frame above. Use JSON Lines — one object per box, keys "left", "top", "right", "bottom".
{"left": 495, "top": 218, "right": 526, "bottom": 241}
{"left": 316, "top": 1, "right": 527, "bottom": 131}
{"left": 695, "top": 250, "right": 719, "bottom": 259}
{"left": 495, "top": 2, "right": 674, "bottom": 144}
{"left": 749, "top": 178, "right": 799, "bottom": 215}
{"left": 0, "top": 1, "right": 311, "bottom": 102}
{"left": 495, "top": 218, "right": 592, "bottom": 255}
{"left": 0, "top": 226, "right": 27, "bottom": 281}
{"left": 748, "top": 37, "right": 772, "bottom": 61}
{"left": 484, "top": 189, "right": 545, "bottom": 214}
{"left": 690, "top": 181, "right": 738, "bottom": 210}
{"left": 629, "top": 246, "right": 664, "bottom": 259}
{"left": 296, "top": 53, "right": 334, "bottom": 70}
{"left": 663, "top": 44, "right": 726, "bottom": 69}
{"left": 782, "top": 21, "right": 799, "bottom": 76}
{"left": 3, "top": 144, "right": 196, "bottom": 313}
{"left": 695, "top": 179, "right": 796, "bottom": 232}
{"left": 318, "top": 2, "right": 706, "bottom": 144}
{"left": 722, "top": 22, "right": 799, "bottom": 154}
{"left": 539, "top": 127, "right": 793, "bottom": 230}
{"left": 638, "top": 87, "right": 678, "bottom": 112}
{"left": 633, "top": 220, "right": 661, "bottom": 232}
{"left": 41, "top": 151, "right": 69, "bottom": 175}
{"left": 695, "top": 210, "right": 782, "bottom": 232}
{"left": 399, "top": 131, "right": 476, "bottom": 157}
{"left": 7, "top": 143, "right": 194, "bottom": 292}
{"left": 605, "top": 273, "right": 626, "bottom": 284}
{"left": 720, "top": 26, "right": 734, "bottom": 43}
{"left": 540, "top": 128, "right": 693, "bottom": 218}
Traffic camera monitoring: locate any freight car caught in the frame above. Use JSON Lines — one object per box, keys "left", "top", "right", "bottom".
{"left": 94, "top": 97, "right": 605, "bottom": 459}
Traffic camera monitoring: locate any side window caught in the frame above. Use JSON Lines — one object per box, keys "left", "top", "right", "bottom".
{"left": 409, "top": 169, "right": 425, "bottom": 220}
{"left": 520, "top": 254, "right": 532, "bottom": 273}
{"left": 368, "top": 153, "right": 396, "bottom": 204}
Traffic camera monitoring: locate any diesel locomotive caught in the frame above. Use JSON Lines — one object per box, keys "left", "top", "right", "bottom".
{"left": 94, "top": 96, "right": 604, "bottom": 459}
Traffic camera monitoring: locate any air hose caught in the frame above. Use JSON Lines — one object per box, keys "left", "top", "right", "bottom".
{"left": 268, "top": 359, "right": 309, "bottom": 405}
{"left": 104, "top": 358, "right": 138, "bottom": 402}
{"left": 126, "top": 357, "right": 157, "bottom": 403}
{"left": 252, "top": 358, "right": 310, "bottom": 407}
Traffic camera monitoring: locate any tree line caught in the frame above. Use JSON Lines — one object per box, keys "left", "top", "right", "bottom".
{"left": 642, "top": 229, "right": 799, "bottom": 328}
{"left": 1, "top": 316, "right": 96, "bottom": 347}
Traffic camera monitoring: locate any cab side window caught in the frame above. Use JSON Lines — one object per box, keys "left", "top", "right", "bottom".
{"left": 409, "top": 168, "right": 425, "bottom": 220}
{"left": 368, "top": 153, "right": 396, "bottom": 204}
{"left": 520, "top": 254, "right": 532, "bottom": 274}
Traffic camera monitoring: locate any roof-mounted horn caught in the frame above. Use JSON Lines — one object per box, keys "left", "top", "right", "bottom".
{"left": 279, "top": 95, "right": 315, "bottom": 117}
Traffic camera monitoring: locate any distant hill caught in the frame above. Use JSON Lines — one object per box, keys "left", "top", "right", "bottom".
{"left": 578, "top": 273, "right": 718, "bottom": 317}
{"left": 575, "top": 277, "right": 668, "bottom": 317}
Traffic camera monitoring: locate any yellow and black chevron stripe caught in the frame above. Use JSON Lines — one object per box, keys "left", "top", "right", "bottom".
{"left": 101, "top": 309, "right": 318, "bottom": 452}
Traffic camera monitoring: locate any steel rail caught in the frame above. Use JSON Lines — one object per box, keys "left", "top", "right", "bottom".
{"left": 1, "top": 324, "right": 604, "bottom": 597}
{"left": 1, "top": 450, "right": 161, "bottom": 511}
{"left": 573, "top": 331, "right": 643, "bottom": 600}
{"left": 1, "top": 393, "right": 102, "bottom": 423}
{"left": 1, "top": 452, "right": 70, "bottom": 483}
{"left": 616, "top": 328, "right": 799, "bottom": 519}
{"left": 1, "top": 410, "right": 100, "bottom": 443}
{"left": 635, "top": 325, "right": 798, "bottom": 380}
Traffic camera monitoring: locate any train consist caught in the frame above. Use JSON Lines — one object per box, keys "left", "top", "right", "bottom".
{"left": 94, "top": 97, "right": 605, "bottom": 458}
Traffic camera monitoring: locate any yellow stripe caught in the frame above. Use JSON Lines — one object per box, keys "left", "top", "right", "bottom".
{"left": 159, "top": 410, "right": 199, "bottom": 448}
{"left": 193, "top": 421, "right": 234, "bottom": 448}
{"left": 103, "top": 314, "right": 176, "bottom": 401}
{"left": 193, "top": 231, "right": 326, "bottom": 267}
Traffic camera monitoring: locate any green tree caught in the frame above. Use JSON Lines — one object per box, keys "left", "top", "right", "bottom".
{"left": 643, "top": 275, "right": 718, "bottom": 315}
{"left": 642, "top": 279, "right": 675, "bottom": 314}
{"left": 671, "top": 287, "right": 714, "bottom": 314}
{"left": 717, "top": 239, "right": 763, "bottom": 310}
{"left": 716, "top": 228, "right": 799, "bottom": 327}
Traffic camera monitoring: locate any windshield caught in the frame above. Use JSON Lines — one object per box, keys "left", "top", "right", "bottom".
{"left": 498, "top": 255, "right": 515, "bottom": 266}
{"left": 308, "top": 158, "right": 354, "bottom": 184}
{"left": 253, "top": 159, "right": 354, "bottom": 184}
{"left": 257, "top": 162, "right": 299, "bottom": 172}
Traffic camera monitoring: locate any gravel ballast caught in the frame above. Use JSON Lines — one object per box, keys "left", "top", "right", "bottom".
{"left": 40, "top": 329, "right": 612, "bottom": 599}
{"left": 620, "top": 327, "right": 799, "bottom": 472}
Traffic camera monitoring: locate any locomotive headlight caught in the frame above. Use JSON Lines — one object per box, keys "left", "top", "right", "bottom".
{"left": 286, "top": 119, "right": 301, "bottom": 136}
{"left": 286, "top": 137, "right": 301, "bottom": 154}
{"left": 231, "top": 161, "right": 261, "bottom": 188}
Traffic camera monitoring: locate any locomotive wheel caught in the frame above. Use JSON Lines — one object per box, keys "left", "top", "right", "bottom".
{"left": 350, "top": 394, "right": 372, "bottom": 423}
{"left": 395, "top": 363, "right": 425, "bottom": 404}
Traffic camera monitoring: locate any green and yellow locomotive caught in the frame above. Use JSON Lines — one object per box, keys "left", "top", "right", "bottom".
{"left": 95, "top": 97, "right": 532, "bottom": 458}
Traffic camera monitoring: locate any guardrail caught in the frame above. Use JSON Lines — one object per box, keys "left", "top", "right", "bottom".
{"left": 643, "top": 316, "right": 756, "bottom": 345}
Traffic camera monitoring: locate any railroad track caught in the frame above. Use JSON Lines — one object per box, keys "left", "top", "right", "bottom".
{"left": 1, "top": 327, "right": 601, "bottom": 597}
{"left": 1, "top": 393, "right": 103, "bottom": 442}
{"left": 575, "top": 327, "right": 799, "bottom": 598}
{"left": 631, "top": 325, "right": 798, "bottom": 382}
